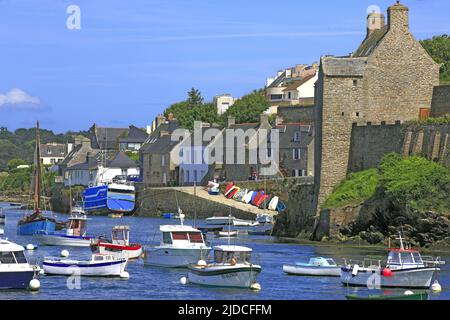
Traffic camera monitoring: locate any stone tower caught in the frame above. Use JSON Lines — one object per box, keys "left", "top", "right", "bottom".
{"left": 312, "top": 1, "right": 440, "bottom": 230}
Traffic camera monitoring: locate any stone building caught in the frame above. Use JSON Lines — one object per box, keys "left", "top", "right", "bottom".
{"left": 314, "top": 1, "right": 440, "bottom": 211}
{"left": 431, "top": 85, "right": 450, "bottom": 117}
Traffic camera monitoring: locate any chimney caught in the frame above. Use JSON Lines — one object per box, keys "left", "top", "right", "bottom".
{"left": 167, "top": 113, "right": 174, "bottom": 121}
{"left": 226, "top": 116, "right": 235, "bottom": 128}
{"left": 366, "top": 11, "right": 385, "bottom": 38}
{"left": 285, "top": 68, "right": 292, "bottom": 78}
{"left": 275, "top": 116, "right": 283, "bottom": 126}
{"left": 146, "top": 125, "right": 152, "bottom": 134}
{"left": 156, "top": 114, "right": 165, "bottom": 127}
{"left": 388, "top": 1, "right": 409, "bottom": 32}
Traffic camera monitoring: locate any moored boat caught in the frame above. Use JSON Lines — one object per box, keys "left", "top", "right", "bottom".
{"left": 82, "top": 183, "right": 135, "bottom": 216}
{"left": 217, "top": 230, "right": 238, "bottom": 238}
{"left": 143, "top": 215, "right": 211, "bottom": 268}
{"left": 187, "top": 245, "right": 262, "bottom": 289}
{"left": 283, "top": 257, "right": 341, "bottom": 277}
{"left": 42, "top": 253, "right": 127, "bottom": 277}
{"left": 91, "top": 225, "right": 142, "bottom": 259}
{"left": 346, "top": 291, "right": 429, "bottom": 300}
{"left": 17, "top": 121, "right": 56, "bottom": 236}
{"left": 0, "top": 238, "right": 41, "bottom": 289}
{"left": 341, "top": 232, "right": 444, "bottom": 289}
{"left": 206, "top": 216, "right": 234, "bottom": 226}
{"left": 34, "top": 208, "right": 95, "bottom": 247}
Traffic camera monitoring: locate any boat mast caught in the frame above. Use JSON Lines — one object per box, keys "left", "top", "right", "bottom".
{"left": 34, "top": 121, "right": 42, "bottom": 212}
{"left": 69, "top": 175, "right": 73, "bottom": 216}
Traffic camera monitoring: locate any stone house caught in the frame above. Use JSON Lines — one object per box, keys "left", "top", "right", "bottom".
{"left": 118, "top": 125, "right": 150, "bottom": 152}
{"left": 275, "top": 118, "right": 314, "bottom": 178}
{"left": 90, "top": 124, "right": 149, "bottom": 152}
{"left": 314, "top": 1, "right": 441, "bottom": 210}
{"left": 40, "top": 142, "right": 73, "bottom": 165}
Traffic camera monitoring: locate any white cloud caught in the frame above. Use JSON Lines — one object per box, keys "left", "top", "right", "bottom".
{"left": 0, "top": 88, "right": 43, "bottom": 110}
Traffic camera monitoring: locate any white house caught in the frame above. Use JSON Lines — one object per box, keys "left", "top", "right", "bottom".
{"left": 40, "top": 143, "right": 73, "bottom": 165}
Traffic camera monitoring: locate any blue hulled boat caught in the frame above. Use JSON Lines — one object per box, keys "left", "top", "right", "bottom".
{"left": 82, "top": 183, "right": 135, "bottom": 215}
{"left": 17, "top": 121, "right": 57, "bottom": 236}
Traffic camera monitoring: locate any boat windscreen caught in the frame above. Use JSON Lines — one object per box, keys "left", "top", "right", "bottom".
{"left": 172, "top": 232, "right": 189, "bottom": 241}
{"left": 13, "top": 251, "right": 28, "bottom": 264}
{"left": 187, "top": 232, "right": 204, "bottom": 243}
{"left": 214, "top": 251, "right": 251, "bottom": 264}
{"left": 0, "top": 251, "right": 16, "bottom": 264}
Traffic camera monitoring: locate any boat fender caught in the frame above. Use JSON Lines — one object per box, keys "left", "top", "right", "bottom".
{"left": 197, "top": 260, "right": 207, "bottom": 267}
{"left": 250, "top": 283, "right": 261, "bottom": 291}
{"left": 180, "top": 276, "right": 189, "bottom": 285}
{"left": 431, "top": 280, "right": 442, "bottom": 293}
{"left": 29, "top": 279, "right": 40, "bottom": 291}
{"left": 382, "top": 268, "right": 393, "bottom": 277}
{"left": 26, "top": 244, "right": 36, "bottom": 250}
{"left": 351, "top": 264, "right": 359, "bottom": 277}
{"left": 60, "top": 249, "right": 69, "bottom": 258}
{"left": 120, "top": 271, "right": 130, "bottom": 279}
{"left": 404, "top": 290, "right": 414, "bottom": 295}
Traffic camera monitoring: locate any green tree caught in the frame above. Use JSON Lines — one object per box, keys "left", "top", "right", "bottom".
{"left": 420, "top": 34, "right": 450, "bottom": 84}
{"left": 187, "top": 88, "right": 204, "bottom": 106}
{"left": 222, "top": 90, "right": 270, "bottom": 124}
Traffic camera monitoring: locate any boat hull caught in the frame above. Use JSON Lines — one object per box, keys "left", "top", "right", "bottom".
{"left": 83, "top": 185, "right": 135, "bottom": 215}
{"left": 43, "top": 259, "right": 127, "bottom": 277}
{"left": 34, "top": 232, "right": 94, "bottom": 247}
{"left": 283, "top": 264, "right": 341, "bottom": 277}
{"left": 93, "top": 242, "right": 143, "bottom": 260}
{"left": 340, "top": 267, "right": 438, "bottom": 288}
{"left": 17, "top": 218, "right": 56, "bottom": 236}
{"left": 346, "top": 292, "right": 429, "bottom": 300}
{"left": 0, "top": 270, "right": 35, "bottom": 289}
{"left": 143, "top": 247, "right": 211, "bottom": 268}
{"left": 188, "top": 265, "right": 261, "bottom": 288}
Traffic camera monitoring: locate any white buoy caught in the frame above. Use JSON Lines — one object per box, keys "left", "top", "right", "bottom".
{"left": 29, "top": 279, "right": 40, "bottom": 291}
{"left": 197, "top": 260, "right": 207, "bottom": 267}
{"left": 180, "top": 276, "right": 188, "bottom": 285}
{"left": 404, "top": 290, "right": 414, "bottom": 295}
{"left": 431, "top": 280, "right": 442, "bottom": 293}
{"left": 39, "top": 269, "right": 45, "bottom": 275}
{"left": 120, "top": 271, "right": 130, "bottom": 279}
{"left": 250, "top": 283, "right": 261, "bottom": 291}
{"left": 60, "top": 249, "right": 69, "bottom": 258}
{"left": 26, "top": 244, "right": 35, "bottom": 250}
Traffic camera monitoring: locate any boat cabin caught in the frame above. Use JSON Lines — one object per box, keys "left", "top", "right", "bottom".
{"left": 67, "top": 214, "right": 89, "bottom": 237}
{"left": 112, "top": 225, "right": 130, "bottom": 246}
{"left": 91, "top": 254, "right": 115, "bottom": 262}
{"left": 160, "top": 225, "right": 206, "bottom": 246}
{"left": 213, "top": 245, "right": 253, "bottom": 265}
{"left": 303, "top": 257, "right": 337, "bottom": 267}
{"left": 386, "top": 248, "right": 425, "bottom": 269}
{"left": 0, "top": 239, "right": 29, "bottom": 265}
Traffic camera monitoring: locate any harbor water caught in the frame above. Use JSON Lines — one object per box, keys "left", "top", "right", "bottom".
{"left": 1, "top": 202, "right": 449, "bottom": 300}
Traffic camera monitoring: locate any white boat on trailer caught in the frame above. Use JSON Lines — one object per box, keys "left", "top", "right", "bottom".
{"left": 42, "top": 253, "right": 127, "bottom": 277}
{"left": 187, "top": 245, "right": 262, "bottom": 289}
{"left": 143, "top": 214, "right": 211, "bottom": 267}
{"left": 283, "top": 257, "right": 341, "bottom": 277}
{"left": 341, "top": 233, "right": 444, "bottom": 289}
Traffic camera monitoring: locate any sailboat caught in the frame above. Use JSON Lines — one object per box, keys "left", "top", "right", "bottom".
{"left": 17, "top": 121, "right": 57, "bottom": 236}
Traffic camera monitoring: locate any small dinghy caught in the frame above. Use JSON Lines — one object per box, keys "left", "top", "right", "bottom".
{"left": 43, "top": 253, "right": 128, "bottom": 277}
{"left": 217, "top": 230, "right": 238, "bottom": 238}
{"left": 91, "top": 225, "right": 142, "bottom": 259}
{"left": 242, "top": 191, "right": 254, "bottom": 204}
{"left": 267, "top": 196, "right": 279, "bottom": 211}
{"left": 283, "top": 257, "right": 341, "bottom": 277}
{"left": 276, "top": 200, "right": 286, "bottom": 212}
{"left": 346, "top": 291, "right": 428, "bottom": 300}
{"left": 187, "top": 245, "right": 261, "bottom": 289}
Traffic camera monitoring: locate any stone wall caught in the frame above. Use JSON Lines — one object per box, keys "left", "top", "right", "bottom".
{"left": 431, "top": 85, "right": 450, "bottom": 117}
{"left": 277, "top": 105, "right": 314, "bottom": 122}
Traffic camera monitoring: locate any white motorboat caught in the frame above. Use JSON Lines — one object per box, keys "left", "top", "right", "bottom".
{"left": 256, "top": 214, "right": 273, "bottom": 224}
{"left": 42, "top": 253, "right": 127, "bottom": 277}
{"left": 341, "top": 233, "right": 444, "bottom": 289}
{"left": 34, "top": 208, "right": 95, "bottom": 247}
{"left": 0, "top": 238, "right": 41, "bottom": 289}
{"left": 187, "top": 245, "right": 262, "bottom": 289}
{"left": 283, "top": 257, "right": 341, "bottom": 276}
{"left": 205, "top": 216, "right": 234, "bottom": 226}
{"left": 232, "top": 218, "right": 259, "bottom": 227}
{"left": 91, "top": 225, "right": 143, "bottom": 259}
{"left": 143, "top": 215, "right": 211, "bottom": 267}
{"left": 217, "top": 230, "right": 238, "bottom": 238}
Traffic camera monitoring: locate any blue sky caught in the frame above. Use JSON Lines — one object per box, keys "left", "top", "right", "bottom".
{"left": 0, "top": 0, "right": 448, "bottom": 133}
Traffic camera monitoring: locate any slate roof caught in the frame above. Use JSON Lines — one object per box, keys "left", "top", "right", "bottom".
{"left": 107, "top": 151, "right": 137, "bottom": 168}
{"left": 321, "top": 56, "right": 368, "bottom": 77}
{"left": 353, "top": 25, "right": 389, "bottom": 57}
{"left": 282, "top": 73, "right": 317, "bottom": 92}
{"left": 65, "top": 162, "right": 90, "bottom": 171}
{"left": 119, "top": 125, "right": 149, "bottom": 143}
{"left": 141, "top": 135, "right": 180, "bottom": 154}
{"left": 40, "top": 143, "right": 67, "bottom": 158}
{"left": 91, "top": 126, "right": 128, "bottom": 150}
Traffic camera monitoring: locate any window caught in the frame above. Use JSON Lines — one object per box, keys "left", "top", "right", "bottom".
{"left": 292, "top": 148, "right": 301, "bottom": 160}
{"left": 270, "top": 94, "right": 283, "bottom": 101}
{"left": 292, "top": 170, "right": 296, "bottom": 177}
{"left": 294, "top": 131, "right": 301, "bottom": 142}
{"left": 172, "top": 232, "right": 189, "bottom": 240}
{"left": 162, "top": 232, "right": 172, "bottom": 244}
{"left": 288, "top": 92, "right": 292, "bottom": 100}
{"left": 356, "top": 112, "right": 360, "bottom": 117}
{"left": 161, "top": 155, "right": 165, "bottom": 166}
{"left": 400, "top": 252, "right": 414, "bottom": 264}
{"left": 187, "top": 232, "right": 204, "bottom": 243}
{"left": 353, "top": 79, "right": 358, "bottom": 87}
{"left": 0, "top": 251, "right": 16, "bottom": 264}
{"left": 341, "top": 112, "right": 345, "bottom": 116}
